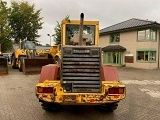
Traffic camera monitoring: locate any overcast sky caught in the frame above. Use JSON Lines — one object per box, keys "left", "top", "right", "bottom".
{"left": 5, "top": 0, "right": 160, "bottom": 45}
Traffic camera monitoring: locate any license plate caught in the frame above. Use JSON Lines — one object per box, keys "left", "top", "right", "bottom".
{"left": 73, "top": 49, "right": 90, "bottom": 53}
{"left": 63, "top": 95, "right": 76, "bottom": 102}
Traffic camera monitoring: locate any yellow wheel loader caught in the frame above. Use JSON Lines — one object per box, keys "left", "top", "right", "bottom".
{"left": 35, "top": 13, "right": 126, "bottom": 112}
{"left": 11, "top": 41, "right": 55, "bottom": 75}
{"left": 0, "top": 44, "right": 8, "bottom": 75}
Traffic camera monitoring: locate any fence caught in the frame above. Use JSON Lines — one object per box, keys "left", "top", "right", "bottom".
{"left": 2, "top": 53, "right": 12, "bottom": 64}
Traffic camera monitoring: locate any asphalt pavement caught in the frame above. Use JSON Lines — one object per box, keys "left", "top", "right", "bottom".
{"left": 0, "top": 66, "right": 160, "bottom": 120}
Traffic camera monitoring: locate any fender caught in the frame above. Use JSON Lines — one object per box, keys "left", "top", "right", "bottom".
{"left": 39, "top": 64, "right": 60, "bottom": 83}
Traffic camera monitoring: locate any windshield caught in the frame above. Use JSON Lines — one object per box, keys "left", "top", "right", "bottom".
{"left": 65, "top": 24, "right": 95, "bottom": 45}
{"left": 22, "top": 41, "right": 36, "bottom": 50}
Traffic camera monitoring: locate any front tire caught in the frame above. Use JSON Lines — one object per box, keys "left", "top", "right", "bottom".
{"left": 11, "top": 55, "right": 17, "bottom": 69}
{"left": 18, "top": 57, "right": 23, "bottom": 72}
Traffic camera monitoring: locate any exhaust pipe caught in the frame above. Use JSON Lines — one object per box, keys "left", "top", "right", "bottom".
{"left": 79, "top": 13, "right": 84, "bottom": 46}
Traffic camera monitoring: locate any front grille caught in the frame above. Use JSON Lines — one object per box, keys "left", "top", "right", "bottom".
{"left": 61, "top": 46, "right": 101, "bottom": 93}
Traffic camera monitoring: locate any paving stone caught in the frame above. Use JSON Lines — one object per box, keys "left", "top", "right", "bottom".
{"left": 0, "top": 67, "right": 160, "bottom": 120}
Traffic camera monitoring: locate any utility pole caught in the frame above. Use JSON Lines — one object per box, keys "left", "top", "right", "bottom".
{"left": 47, "top": 34, "right": 54, "bottom": 46}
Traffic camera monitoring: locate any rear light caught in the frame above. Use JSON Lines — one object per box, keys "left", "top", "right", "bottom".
{"left": 90, "top": 99, "right": 95, "bottom": 103}
{"left": 37, "top": 87, "right": 53, "bottom": 93}
{"left": 108, "top": 87, "right": 125, "bottom": 94}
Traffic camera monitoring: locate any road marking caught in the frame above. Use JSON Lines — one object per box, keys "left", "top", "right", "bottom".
{"left": 121, "top": 80, "right": 160, "bottom": 85}
{"left": 120, "top": 80, "right": 160, "bottom": 98}
{"left": 140, "top": 88, "right": 160, "bottom": 98}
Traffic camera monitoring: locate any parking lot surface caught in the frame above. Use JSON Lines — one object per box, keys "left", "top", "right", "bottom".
{"left": 0, "top": 66, "right": 160, "bottom": 120}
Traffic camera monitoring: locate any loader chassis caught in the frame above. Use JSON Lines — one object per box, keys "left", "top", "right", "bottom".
{"left": 36, "top": 60, "right": 125, "bottom": 111}
{"left": 36, "top": 64, "right": 125, "bottom": 111}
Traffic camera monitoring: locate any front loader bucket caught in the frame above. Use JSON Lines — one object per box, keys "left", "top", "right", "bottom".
{"left": 0, "top": 58, "right": 8, "bottom": 75}
{"left": 23, "top": 58, "right": 54, "bottom": 75}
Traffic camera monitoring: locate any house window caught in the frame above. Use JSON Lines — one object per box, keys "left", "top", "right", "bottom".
{"left": 138, "top": 29, "right": 156, "bottom": 41}
{"left": 110, "top": 33, "right": 120, "bottom": 42}
{"left": 137, "top": 51, "right": 156, "bottom": 61}
{"left": 103, "top": 52, "right": 122, "bottom": 64}
{"left": 150, "top": 29, "right": 156, "bottom": 40}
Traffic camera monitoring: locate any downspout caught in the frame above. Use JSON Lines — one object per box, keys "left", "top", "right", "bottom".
{"left": 0, "top": 44, "right": 2, "bottom": 55}
{"left": 157, "top": 30, "right": 160, "bottom": 68}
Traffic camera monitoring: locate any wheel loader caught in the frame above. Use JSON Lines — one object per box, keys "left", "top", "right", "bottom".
{"left": 35, "top": 13, "right": 126, "bottom": 112}
{"left": 0, "top": 44, "right": 8, "bottom": 75}
{"left": 11, "top": 41, "right": 56, "bottom": 75}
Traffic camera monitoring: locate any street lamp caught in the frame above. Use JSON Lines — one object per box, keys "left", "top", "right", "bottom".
{"left": 47, "top": 34, "right": 54, "bottom": 46}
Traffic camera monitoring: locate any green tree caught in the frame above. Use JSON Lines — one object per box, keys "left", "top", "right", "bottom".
{"left": 8, "top": 1, "right": 43, "bottom": 43}
{"left": 53, "top": 21, "right": 61, "bottom": 45}
{"left": 0, "top": 0, "right": 12, "bottom": 52}
{"left": 53, "top": 15, "right": 70, "bottom": 45}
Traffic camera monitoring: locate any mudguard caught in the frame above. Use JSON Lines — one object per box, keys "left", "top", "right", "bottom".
{"left": 102, "top": 65, "right": 119, "bottom": 81}
{"left": 39, "top": 64, "right": 60, "bottom": 83}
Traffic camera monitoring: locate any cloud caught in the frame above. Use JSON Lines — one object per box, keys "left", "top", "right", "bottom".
{"left": 5, "top": 0, "right": 160, "bottom": 45}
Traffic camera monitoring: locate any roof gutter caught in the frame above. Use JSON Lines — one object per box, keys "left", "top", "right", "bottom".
{"left": 158, "top": 31, "right": 160, "bottom": 68}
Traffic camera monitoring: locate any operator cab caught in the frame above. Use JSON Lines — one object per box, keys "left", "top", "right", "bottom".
{"left": 61, "top": 20, "right": 99, "bottom": 46}
{"left": 20, "top": 41, "right": 36, "bottom": 50}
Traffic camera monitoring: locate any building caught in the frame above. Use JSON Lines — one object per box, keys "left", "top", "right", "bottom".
{"left": 99, "top": 18, "right": 160, "bottom": 69}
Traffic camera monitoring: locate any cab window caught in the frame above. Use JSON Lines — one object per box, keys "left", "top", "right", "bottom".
{"left": 22, "top": 41, "right": 36, "bottom": 49}
{"left": 65, "top": 24, "right": 95, "bottom": 45}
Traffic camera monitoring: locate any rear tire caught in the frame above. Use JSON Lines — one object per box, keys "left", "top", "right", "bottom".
{"left": 18, "top": 57, "right": 25, "bottom": 72}
{"left": 95, "top": 102, "right": 118, "bottom": 112}
{"left": 18, "top": 62, "right": 22, "bottom": 72}
{"left": 11, "top": 55, "right": 17, "bottom": 69}
{"left": 41, "top": 102, "right": 61, "bottom": 112}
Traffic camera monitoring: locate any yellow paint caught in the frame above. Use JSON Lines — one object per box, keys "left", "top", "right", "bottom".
{"left": 36, "top": 80, "right": 126, "bottom": 104}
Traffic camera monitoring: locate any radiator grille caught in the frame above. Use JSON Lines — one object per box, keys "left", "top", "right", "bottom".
{"left": 61, "top": 46, "right": 101, "bottom": 93}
